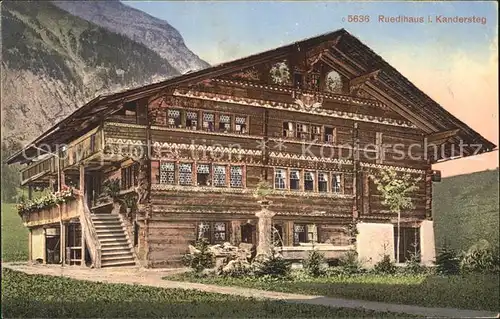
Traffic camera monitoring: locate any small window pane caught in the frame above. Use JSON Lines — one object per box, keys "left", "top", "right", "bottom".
{"left": 230, "top": 166, "right": 243, "bottom": 188}
{"left": 179, "top": 163, "right": 193, "bottom": 185}
{"left": 332, "top": 174, "right": 342, "bottom": 193}
{"left": 275, "top": 169, "right": 286, "bottom": 189}
{"left": 160, "top": 162, "right": 175, "bottom": 184}
{"left": 213, "top": 165, "right": 227, "bottom": 187}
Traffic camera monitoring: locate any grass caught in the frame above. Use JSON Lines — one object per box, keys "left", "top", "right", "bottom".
{"left": 1, "top": 203, "right": 28, "bottom": 262}
{"left": 168, "top": 271, "right": 499, "bottom": 312}
{"left": 1, "top": 268, "right": 412, "bottom": 318}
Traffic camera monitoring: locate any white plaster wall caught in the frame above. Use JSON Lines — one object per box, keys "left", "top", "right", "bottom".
{"left": 420, "top": 220, "right": 436, "bottom": 266}
{"left": 356, "top": 222, "right": 394, "bottom": 267}
{"left": 31, "top": 227, "right": 45, "bottom": 262}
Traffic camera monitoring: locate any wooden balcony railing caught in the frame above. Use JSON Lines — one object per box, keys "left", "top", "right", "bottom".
{"left": 61, "top": 129, "right": 103, "bottom": 169}
{"left": 80, "top": 194, "right": 102, "bottom": 268}
{"left": 20, "top": 156, "right": 56, "bottom": 185}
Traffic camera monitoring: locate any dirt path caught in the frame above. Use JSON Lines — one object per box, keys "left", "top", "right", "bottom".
{"left": 3, "top": 263, "right": 498, "bottom": 318}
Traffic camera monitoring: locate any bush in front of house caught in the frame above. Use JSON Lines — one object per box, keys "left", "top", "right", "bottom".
{"left": 435, "top": 245, "right": 460, "bottom": 275}
{"left": 302, "top": 249, "right": 326, "bottom": 277}
{"left": 403, "top": 252, "right": 428, "bottom": 275}
{"left": 182, "top": 239, "right": 215, "bottom": 273}
{"left": 337, "top": 250, "right": 364, "bottom": 275}
{"left": 252, "top": 252, "right": 291, "bottom": 278}
{"left": 461, "top": 240, "right": 499, "bottom": 273}
{"left": 373, "top": 254, "right": 397, "bottom": 275}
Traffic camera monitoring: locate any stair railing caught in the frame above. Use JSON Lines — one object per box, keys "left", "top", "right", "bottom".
{"left": 78, "top": 193, "right": 102, "bottom": 268}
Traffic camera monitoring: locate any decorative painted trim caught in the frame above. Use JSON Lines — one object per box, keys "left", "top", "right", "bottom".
{"left": 151, "top": 184, "right": 248, "bottom": 193}
{"left": 268, "top": 137, "right": 378, "bottom": 152}
{"left": 150, "top": 207, "right": 353, "bottom": 218}
{"left": 173, "top": 89, "right": 416, "bottom": 128}
{"left": 359, "top": 162, "right": 426, "bottom": 174}
{"left": 213, "top": 78, "right": 386, "bottom": 109}
{"left": 152, "top": 142, "right": 262, "bottom": 156}
{"left": 105, "top": 122, "right": 147, "bottom": 129}
{"left": 151, "top": 126, "right": 262, "bottom": 140}
{"left": 105, "top": 138, "right": 146, "bottom": 146}
{"left": 269, "top": 151, "right": 353, "bottom": 165}
{"left": 269, "top": 190, "right": 354, "bottom": 199}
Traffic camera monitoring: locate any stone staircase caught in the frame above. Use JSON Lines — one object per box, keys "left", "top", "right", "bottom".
{"left": 91, "top": 214, "right": 136, "bottom": 267}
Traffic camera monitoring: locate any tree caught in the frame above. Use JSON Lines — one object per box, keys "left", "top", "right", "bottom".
{"left": 372, "top": 168, "right": 421, "bottom": 263}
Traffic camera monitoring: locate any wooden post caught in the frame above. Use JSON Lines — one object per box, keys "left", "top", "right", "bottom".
{"left": 81, "top": 222, "right": 86, "bottom": 266}
{"left": 79, "top": 165, "right": 85, "bottom": 194}
{"left": 42, "top": 228, "right": 47, "bottom": 264}
{"left": 28, "top": 185, "right": 33, "bottom": 200}
{"left": 60, "top": 223, "right": 66, "bottom": 265}
{"left": 28, "top": 229, "right": 33, "bottom": 262}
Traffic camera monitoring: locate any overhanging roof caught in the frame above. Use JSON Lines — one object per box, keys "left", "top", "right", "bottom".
{"left": 6, "top": 28, "right": 496, "bottom": 164}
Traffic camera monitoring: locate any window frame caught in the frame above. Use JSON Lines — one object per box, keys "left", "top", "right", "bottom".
{"left": 274, "top": 168, "right": 287, "bottom": 190}
{"left": 167, "top": 109, "right": 182, "bottom": 128}
{"left": 197, "top": 221, "right": 229, "bottom": 244}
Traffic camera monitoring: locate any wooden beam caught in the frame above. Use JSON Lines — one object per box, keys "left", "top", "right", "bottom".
{"left": 322, "top": 52, "right": 360, "bottom": 77}
{"left": 363, "top": 81, "right": 437, "bottom": 133}
{"left": 425, "top": 129, "right": 459, "bottom": 144}
{"left": 349, "top": 69, "right": 381, "bottom": 87}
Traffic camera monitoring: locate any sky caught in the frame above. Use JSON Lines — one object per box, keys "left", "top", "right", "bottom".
{"left": 125, "top": 1, "right": 498, "bottom": 177}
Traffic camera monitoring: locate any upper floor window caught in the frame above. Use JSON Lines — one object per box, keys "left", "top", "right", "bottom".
{"left": 203, "top": 112, "right": 215, "bottom": 132}
{"left": 179, "top": 163, "right": 193, "bottom": 186}
{"left": 318, "top": 172, "right": 329, "bottom": 192}
{"left": 121, "top": 164, "right": 138, "bottom": 190}
{"left": 160, "top": 162, "right": 175, "bottom": 184}
{"left": 230, "top": 166, "right": 243, "bottom": 188}
{"left": 235, "top": 116, "right": 247, "bottom": 134}
{"left": 213, "top": 165, "right": 227, "bottom": 187}
{"left": 324, "top": 127, "right": 336, "bottom": 144}
{"left": 283, "top": 122, "right": 295, "bottom": 138}
{"left": 274, "top": 169, "right": 287, "bottom": 189}
{"left": 293, "top": 72, "right": 303, "bottom": 89}
{"left": 197, "top": 164, "right": 211, "bottom": 186}
{"left": 167, "top": 109, "right": 181, "bottom": 128}
{"left": 332, "top": 173, "right": 342, "bottom": 193}
{"left": 186, "top": 111, "right": 199, "bottom": 130}
{"left": 290, "top": 170, "right": 300, "bottom": 190}
{"left": 296, "top": 123, "right": 310, "bottom": 140}
{"left": 311, "top": 125, "right": 321, "bottom": 141}
{"left": 304, "top": 171, "right": 314, "bottom": 191}
{"left": 219, "top": 114, "right": 232, "bottom": 133}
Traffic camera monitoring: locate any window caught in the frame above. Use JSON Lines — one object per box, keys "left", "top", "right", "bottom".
{"left": 203, "top": 112, "right": 215, "bottom": 132}
{"left": 197, "top": 164, "right": 210, "bottom": 186}
{"left": 186, "top": 111, "right": 198, "bottom": 130}
{"left": 293, "top": 72, "right": 303, "bottom": 88}
{"left": 198, "top": 221, "right": 228, "bottom": 244}
{"left": 274, "top": 169, "right": 286, "bottom": 189}
{"left": 283, "top": 122, "right": 295, "bottom": 138}
{"left": 121, "top": 164, "right": 138, "bottom": 189}
{"left": 213, "top": 165, "right": 227, "bottom": 187}
{"left": 296, "top": 123, "right": 310, "bottom": 139}
{"left": 332, "top": 174, "right": 342, "bottom": 193}
{"left": 290, "top": 170, "right": 300, "bottom": 190}
{"left": 293, "top": 224, "right": 318, "bottom": 245}
{"left": 160, "top": 162, "right": 175, "bottom": 184}
{"left": 304, "top": 171, "right": 314, "bottom": 191}
{"left": 219, "top": 114, "right": 232, "bottom": 132}
{"left": 318, "top": 172, "right": 328, "bottom": 192}
{"left": 311, "top": 125, "right": 321, "bottom": 141}
{"left": 167, "top": 109, "right": 181, "bottom": 128}
{"left": 179, "top": 163, "right": 193, "bottom": 186}
{"left": 230, "top": 166, "right": 243, "bottom": 188}
{"left": 307, "top": 72, "right": 321, "bottom": 91}
{"left": 235, "top": 116, "right": 247, "bottom": 134}
{"left": 394, "top": 227, "right": 420, "bottom": 263}
{"left": 324, "top": 127, "right": 336, "bottom": 144}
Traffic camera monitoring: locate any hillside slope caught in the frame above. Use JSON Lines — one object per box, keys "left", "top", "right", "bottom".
{"left": 433, "top": 168, "right": 499, "bottom": 251}
{"left": 51, "top": 0, "right": 210, "bottom": 73}
{"left": 1, "top": 1, "right": 181, "bottom": 149}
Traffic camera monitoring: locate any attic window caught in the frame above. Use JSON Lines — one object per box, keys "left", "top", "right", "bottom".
{"left": 326, "top": 71, "right": 343, "bottom": 93}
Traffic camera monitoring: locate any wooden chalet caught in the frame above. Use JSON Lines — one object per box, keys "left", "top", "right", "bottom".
{"left": 7, "top": 29, "right": 496, "bottom": 268}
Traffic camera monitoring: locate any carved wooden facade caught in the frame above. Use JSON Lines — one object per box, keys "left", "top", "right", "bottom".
{"left": 9, "top": 29, "right": 495, "bottom": 267}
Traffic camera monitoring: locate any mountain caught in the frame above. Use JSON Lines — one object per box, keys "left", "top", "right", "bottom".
{"left": 1, "top": 1, "right": 207, "bottom": 150}
{"left": 51, "top": 0, "right": 210, "bottom": 74}
{"left": 433, "top": 168, "right": 499, "bottom": 252}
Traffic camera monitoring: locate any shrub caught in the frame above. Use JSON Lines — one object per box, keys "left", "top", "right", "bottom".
{"left": 404, "top": 252, "right": 426, "bottom": 275}
{"left": 373, "top": 254, "right": 397, "bottom": 275}
{"left": 220, "top": 259, "right": 252, "bottom": 278}
{"left": 303, "top": 249, "right": 326, "bottom": 277}
{"left": 338, "top": 250, "right": 363, "bottom": 275}
{"left": 182, "top": 239, "right": 215, "bottom": 273}
{"left": 253, "top": 253, "right": 291, "bottom": 278}
{"left": 461, "top": 240, "right": 499, "bottom": 273}
{"left": 435, "top": 246, "right": 460, "bottom": 275}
